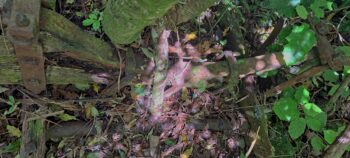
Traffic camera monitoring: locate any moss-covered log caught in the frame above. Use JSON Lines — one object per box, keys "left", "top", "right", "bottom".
{"left": 163, "top": 0, "right": 218, "bottom": 28}
{"left": 102, "top": 0, "right": 179, "bottom": 44}
{"left": 40, "top": 8, "right": 119, "bottom": 68}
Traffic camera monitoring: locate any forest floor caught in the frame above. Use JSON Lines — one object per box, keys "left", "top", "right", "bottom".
{"left": 1, "top": 0, "right": 350, "bottom": 158}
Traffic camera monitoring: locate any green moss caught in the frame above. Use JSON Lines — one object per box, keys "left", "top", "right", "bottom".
{"left": 102, "top": 0, "right": 179, "bottom": 44}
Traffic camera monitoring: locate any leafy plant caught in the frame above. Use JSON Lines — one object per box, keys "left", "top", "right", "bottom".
{"left": 4, "top": 96, "right": 20, "bottom": 116}
{"left": 273, "top": 86, "right": 327, "bottom": 141}
{"left": 83, "top": 10, "right": 103, "bottom": 32}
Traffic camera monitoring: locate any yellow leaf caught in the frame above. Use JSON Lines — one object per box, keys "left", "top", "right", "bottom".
{"left": 180, "top": 147, "right": 193, "bottom": 158}
{"left": 223, "top": 27, "right": 230, "bottom": 36}
{"left": 181, "top": 133, "right": 188, "bottom": 143}
{"left": 185, "top": 32, "right": 197, "bottom": 41}
{"left": 92, "top": 83, "right": 100, "bottom": 93}
{"left": 6, "top": 125, "right": 21, "bottom": 137}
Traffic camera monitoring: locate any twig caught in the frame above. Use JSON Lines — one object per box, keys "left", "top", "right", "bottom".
{"left": 265, "top": 66, "right": 328, "bottom": 97}
{"left": 246, "top": 126, "right": 261, "bottom": 157}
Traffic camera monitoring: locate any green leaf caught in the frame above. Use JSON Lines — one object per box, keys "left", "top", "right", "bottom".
{"left": 282, "top": 24, "right": 316, "bottom": 66}
{"left": 85, "top": 104, "right": 99, "bottom": 119}
{"left": 6, "top": 125, "right": 21, "bottom": 137}
{"left": 194, "top": 80, "right": 207, "bottom": 93}
{"left": 324, "top": 129, "right": 338, "bottom": 144}
{"left": 2, "top": 139, "right": 20, "bottom": 153}
{"left": 88, "top": 13, "right": 98, "bottom": 20}
{"left": 336, "top": 46, "right": 350, "bottom": 57}
{"left": 92, "top": 21, "right": 101, "bottom": 31}
{"left": 303, "top": 103, "right": 326, "bottom": 131}
{"left": 328, "top": 84, "right": 340, "bottom": 96}
{"left": 344, "top": 66, "right": 350, "bottom": 75}
{"left": 282, "top": 87, "right": 295, "bottom": 98}
{"left": 303, "top": 103, "right": 323, "bottom": 117}
{"left": 165, "top": 139, "right": 176, "bottom": 146}
{"left": 58, "top": 114, "right": 77, "bottom": 121}
{"left": 288, "top": 117, "right": 306, "bottom": 139}
{"left": 294, "top": 86, "right": 310, "bottom": 104}
{"left": 141, "top": 48, "right": 155, "bottom": 59}
{"left": 296, "top": 5, "right": 308, "bottom": 19}
{"left": 306, "top": 112, "right": 327, "bottom": 131}
{"left": 82, "top": 19, "right": 94, "bottom": 26}
{"left": 322, "top": 70, "right": 339, "bottom": 82}
{"left": 273, "top": 97, "right": 300, "bottom": 122}
{"left": 311, "top": 136, "right": 326, "bottom": 152}
{"left": 134, "top": 84, "right": 145, "bottom": 96}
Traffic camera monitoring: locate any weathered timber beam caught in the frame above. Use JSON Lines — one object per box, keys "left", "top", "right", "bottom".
{"left": 0, "top": 54, "right": 94, "bottom": 84}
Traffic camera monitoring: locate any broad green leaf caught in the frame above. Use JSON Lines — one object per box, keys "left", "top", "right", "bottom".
{"left": 310, "top": 4, "right": 324, "bottom": 18}
{"left": 288, "top": 117, "right": 306, "bottom": 139}
{"left": 58, "top": 114, "right": 77, "bottom": 121}
{"left": 311, "top": 136, "right": 326, "bottom": 152}
{"left": 296, "top": 5, "right": 308, "bottom": 19}
{"left": 303, "top": 103, "right": 323, "bottom": 117}
{"left": 306, "top": 112, "right": 327, "bottom": 131}
{"left": 336, "top": 46, "right": 350, "bottom": 57}
{"left": 273, "top": 97, "right": 300, "bottom": 122}
{"left": 324, "top": 129, "right": 338, "bottom": 144}
{"left": 282, "top": 24, "right": 316, "bottom": 66}
{"left": 92, "top": 21, "right": 101, "bottom": 31}
{"left": 282, "top": 87, "right": 295, "bottom": 98}
{"left": 82, "top": 19, "right": 94, "bottom": 26}
{"left": 303, "top": 103, "right": 326, "bottom": 132}
{"left": 6, "top": 125, "right": 21, "bottom": 137}
{"left": 322, "top": 70, "right": 339, "bottom": 82}
{"left": 294, "top": 86, "right": 310, "bottom": 104}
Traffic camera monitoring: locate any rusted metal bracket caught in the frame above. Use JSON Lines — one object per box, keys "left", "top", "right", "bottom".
{"left": 7, "top": 0, "right": 46, "bottom": 94}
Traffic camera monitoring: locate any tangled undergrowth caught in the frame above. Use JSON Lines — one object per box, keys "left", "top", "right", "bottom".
{"left": 1, "top": 0, "right": 350, "bottom": 158}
